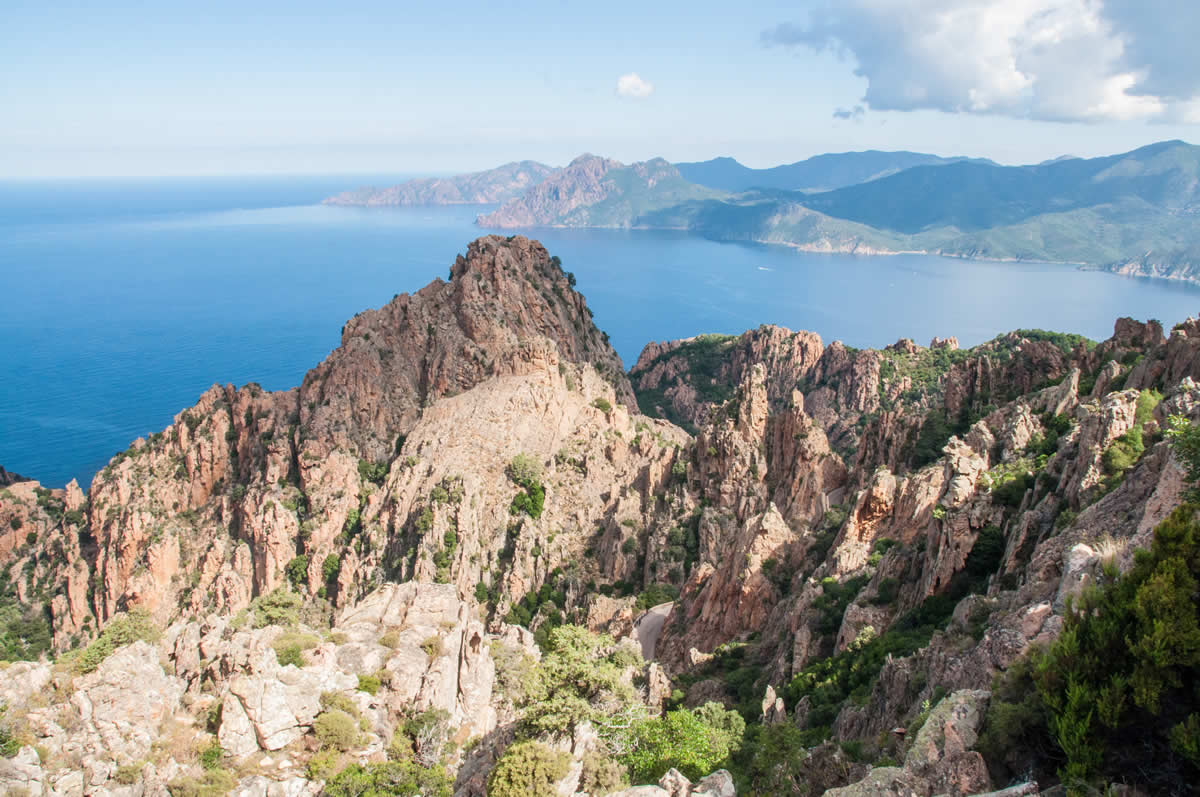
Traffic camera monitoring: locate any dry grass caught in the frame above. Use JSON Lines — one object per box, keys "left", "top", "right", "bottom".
{"left": 1093, "top": 533, "right": 1130, "bottom": 567}
{"left": 150, "top": 716, "right": 203, "bottom": 768}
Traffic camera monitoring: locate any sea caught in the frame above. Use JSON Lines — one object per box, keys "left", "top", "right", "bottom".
{"left": 3, "top": 175, "right": 1199, "bottom": 489}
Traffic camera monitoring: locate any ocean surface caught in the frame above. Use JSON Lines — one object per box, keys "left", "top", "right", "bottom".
{"left": 3, "top": 176, "right": 1199, "bottom": 488}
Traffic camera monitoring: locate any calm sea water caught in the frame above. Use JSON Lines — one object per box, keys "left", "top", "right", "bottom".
{"left": 3, "top": 176, "right": 1199, "bottom": 488}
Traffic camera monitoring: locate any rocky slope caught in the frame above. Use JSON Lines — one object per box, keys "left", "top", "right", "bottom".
{"left": 322, "top": 161, "right": 556, "bottom": 207}
{"left": 476, "top": 155, "right": 724, "bottom": 229}
{"left": 3, "top": 234, "right": 1200, "bottom": 795}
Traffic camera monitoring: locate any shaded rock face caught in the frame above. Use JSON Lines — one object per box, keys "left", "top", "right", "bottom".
{"left": 0, "top": 465, "right": 30, "bottom": 487}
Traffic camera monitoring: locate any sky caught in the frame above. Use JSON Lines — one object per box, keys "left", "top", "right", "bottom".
{"left": 2, "top": 0, "right": 1198, "bottom": 177}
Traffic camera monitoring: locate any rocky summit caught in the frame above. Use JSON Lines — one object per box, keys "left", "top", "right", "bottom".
{"left": 3, "top": 235, "right": 1200, "bottom": 796}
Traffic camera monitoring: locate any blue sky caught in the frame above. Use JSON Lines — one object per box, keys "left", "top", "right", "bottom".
{"left": 3, "top": 0, "right": 1197, "bottom": 176}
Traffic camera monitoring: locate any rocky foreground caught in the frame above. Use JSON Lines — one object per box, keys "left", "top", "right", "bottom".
{"left": 2, "top": 235, "right": 1199, "bottom": 795}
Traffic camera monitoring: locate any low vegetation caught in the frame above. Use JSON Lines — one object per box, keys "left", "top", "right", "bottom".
{"left": 488, "top": 740, "right": 571, "bottom": 797}
{"left": 67, "top": 609, "right": 159, "bottom": 674}
{"left": 508, "top": 453, "right": 546, "bottom": 519}
{"left": 978, "top": 416, "right": 1200, "bottom": 793}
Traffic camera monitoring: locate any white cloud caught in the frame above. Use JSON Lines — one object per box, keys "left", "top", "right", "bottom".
{"left": 763, "top": 0, "right": 1200, "bottom": 123}
{"left": 616, "top": 73, "right": 655, "bottom": 99}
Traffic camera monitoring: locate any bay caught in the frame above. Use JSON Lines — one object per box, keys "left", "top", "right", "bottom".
{"left": 2, "top": 176, "right": 1198, "bottom": 488}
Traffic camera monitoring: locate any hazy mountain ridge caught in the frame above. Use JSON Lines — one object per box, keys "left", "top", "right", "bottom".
{"left": 322, "top": 160, "right": 557, "bottom": 207}
{"left": 675, "top": 150, "right": 996, "bottom": 193}
{"left": 618, "top": 141, "right": 1200, "bottom": 281}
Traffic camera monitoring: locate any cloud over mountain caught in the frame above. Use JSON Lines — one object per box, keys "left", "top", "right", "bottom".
{"left": 764, "top": 0, "right": 1200, "bottom": 123}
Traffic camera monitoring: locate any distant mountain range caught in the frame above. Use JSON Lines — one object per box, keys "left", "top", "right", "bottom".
{"left": 675, "top": 151, "right": 996, "bottom": 193}
{"left": 322, "top": 160, "right": 555, "bottom": 206}
{"left": 323, "top": 141, "right": 1200, "bottom": 283}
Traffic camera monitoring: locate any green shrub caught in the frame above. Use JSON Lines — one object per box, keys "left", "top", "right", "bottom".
{"left": 421, "top": 635, "right": 443, "bottom": 659}
{"left": 992, "top": 472, "right": 1034, "bottom": 508}
{"left": 357, "top": 674, "right": 381, "bottom": 695}
{"left": 114, "top": 762, "right": 143, "bottom": 784}
{"left": 872, "top": 577, "right": 900, "bottom": 605}
{"left": 314, "top": 709, "right": 361, "bottom": 751}
{"left": 323, "top": 760, "right": 452, "bottom": 797}
{"left": 508, "top": 453, "right": 543, "bottom": 485}
{"left": 165, "top": 770, "right": 235, "bottom": 797}
{"left": 357, "top": 459, "right": 388, "bottom": 485}
{"left": 275, "top": 644, "right": 304, "bottom": 668}
{"left": 249, "top": 587, "right": 302, "bottom": 628}
{"left": 1030, "top": 503, "right": 1200, "bottom": 789}
{"left": 491, "top": 639, "right": 535, "bottom": 702}
{"left": 728, "top": 721, "right": 818, "bottom": 795}
{"left": 71, "top": 608, "right": 159, "bottom": 674}
{"left": 306, "top": 748, "right": 342, "bottom": 780}
{"left": 379, "top": 629, "right": 402, "bottom": 649}
{"left": 635, "top": 583, "right": 679, "bottom": 611}
{"left": 1101, "top": 389, "right": 1163, "bottom": 488}
{"left": 591, "top": 398, "right": 613, "bottom": 413}
{"left": 509, "top": 482, "right": 545, "bottom": 519}
{"left": 0, "top": 713, "right": 17, "bottom": 758}
{"left": 322, "top": 554, "right": 340, "bottom": 584}
{"left": 812, "top": 574, "right": 869, "bottom": 636}
{"left": 285, "top": 555, "right": 309, "bottom": 591}
{"left": 0, "top": 587, "right": 53, "bottom": 662}
{"left": 273, "top": 629, "right": 319, "bottom": 667}
{"left": 580, "top": 749, "right": 628, "bottom": 796}
{"left": 199, "top": 741, "right": 225, "bottom": 771}
{"left": 488, "top": 741, "right": 571, "bottom": 797}
{"left": 320, "top": 691, "right": 360, "bottom": 718}
{"left": 623, "top": 702, "right": 745, "bottom": 783}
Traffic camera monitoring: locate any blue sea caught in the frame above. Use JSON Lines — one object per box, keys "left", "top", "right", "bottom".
{"left": 3, "top": 175, "right": 1199, "bottom": 488}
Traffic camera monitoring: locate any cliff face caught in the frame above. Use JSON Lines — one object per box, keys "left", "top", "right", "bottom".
{"left": 321, "top": 161, "right": 557, "bottom": 207}
{"left": 4, "top": 234, "right": 1200, "bottom": 795}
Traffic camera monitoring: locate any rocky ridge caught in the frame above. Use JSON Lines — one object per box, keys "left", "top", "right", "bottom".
{"left": 3, "top": 235, "right": 1200, "bottom": 795}
{"left": 476, "top": 155, "right": 723, "bottom": 229}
